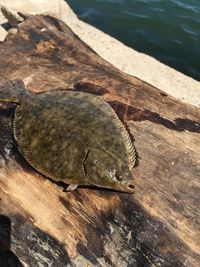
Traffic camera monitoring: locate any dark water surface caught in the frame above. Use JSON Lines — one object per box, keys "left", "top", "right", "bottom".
{"left": 66, "top": 0, "right": 200, "bottom": 81}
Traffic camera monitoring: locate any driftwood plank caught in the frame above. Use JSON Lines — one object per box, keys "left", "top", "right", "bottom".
{"left": 0, "top": 14, "right": 199, "bottom": 267}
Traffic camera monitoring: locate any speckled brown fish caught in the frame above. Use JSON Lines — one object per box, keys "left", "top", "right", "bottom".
{"left": 0, "top": 80, "right": 136, "bottom": 193}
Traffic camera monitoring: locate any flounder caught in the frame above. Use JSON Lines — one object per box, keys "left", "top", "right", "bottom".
{"left": 0, "top": 80, "right": 136, "bottom": 193}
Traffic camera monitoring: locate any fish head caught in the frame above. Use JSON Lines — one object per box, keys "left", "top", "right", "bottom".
{"left": 85, "top": 154, "right": 134, "bottom": 193}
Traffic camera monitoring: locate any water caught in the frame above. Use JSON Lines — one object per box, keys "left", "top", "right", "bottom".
{"left": 66, "top": 0, "right": 200, "bottom": 81}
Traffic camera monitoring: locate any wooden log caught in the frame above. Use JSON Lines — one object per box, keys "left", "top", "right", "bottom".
{"left": 0, "top": 14, "right": 199, "bottom": 266}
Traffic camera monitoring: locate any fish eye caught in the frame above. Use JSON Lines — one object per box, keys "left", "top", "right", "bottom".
{"left": 115, "top": 171, "right": 123, "bottom": 181}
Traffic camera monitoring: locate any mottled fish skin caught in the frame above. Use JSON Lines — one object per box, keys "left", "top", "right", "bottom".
{"left": 0, "top": 80, "right": 136, "bottom": 193}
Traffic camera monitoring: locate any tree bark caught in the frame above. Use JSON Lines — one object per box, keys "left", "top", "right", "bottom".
{"left": 0, "top": 14, "right": 199, "bottom": 267}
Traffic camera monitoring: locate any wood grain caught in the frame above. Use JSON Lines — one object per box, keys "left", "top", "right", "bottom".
{"left": 0, "top": 14, "right": 199, "bottom": 266}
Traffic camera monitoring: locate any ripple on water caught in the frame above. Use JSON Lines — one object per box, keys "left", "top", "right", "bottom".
{"left": 67, "top": 0, "right": 200, "bottom": 80}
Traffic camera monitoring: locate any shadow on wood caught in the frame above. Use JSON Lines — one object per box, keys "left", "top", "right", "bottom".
{"left": 0, "top": 214, "right": 23, "bottom": 267}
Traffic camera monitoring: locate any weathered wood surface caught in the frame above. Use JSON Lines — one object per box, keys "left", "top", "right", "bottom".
{"left": 0, "top": 14, "right": 199, "bottom": 267}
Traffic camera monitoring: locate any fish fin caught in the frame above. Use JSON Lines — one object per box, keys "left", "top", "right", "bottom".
{"left": 66, "top": 184, "right": 78, "bottom": 191}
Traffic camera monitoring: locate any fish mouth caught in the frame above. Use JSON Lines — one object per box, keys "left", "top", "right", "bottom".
{"left": 100, "top": 180, "right": 135, "bottom": 193}
{"left": 91, "top": 180, "right": 135, "bottom": 193}
{"left": 117, "top": 180, "right": 135, "bottom": 193}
